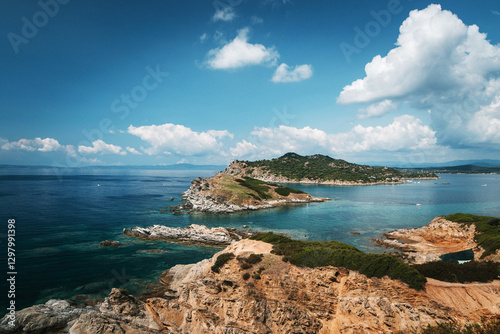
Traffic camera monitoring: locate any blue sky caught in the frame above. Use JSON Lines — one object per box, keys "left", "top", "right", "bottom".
{"left": 1, "top": 0, "right": 500, "bottom": 167}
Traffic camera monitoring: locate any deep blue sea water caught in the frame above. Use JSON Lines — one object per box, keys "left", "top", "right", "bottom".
{"left": 1, "top": 167, "right": 500, "bottom": 315}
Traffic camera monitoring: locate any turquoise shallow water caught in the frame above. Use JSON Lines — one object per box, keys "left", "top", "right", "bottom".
{"left": 1, "top": 168, "right": 500, "bottom": 315}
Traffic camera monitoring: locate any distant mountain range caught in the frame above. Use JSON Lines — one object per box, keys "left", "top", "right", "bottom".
{"left": 0, "top": 163, "right": 226, "bottom": 171}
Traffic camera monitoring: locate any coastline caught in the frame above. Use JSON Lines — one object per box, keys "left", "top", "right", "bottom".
{"left": 4, "top": 237, "right": 499, "bottom": 333}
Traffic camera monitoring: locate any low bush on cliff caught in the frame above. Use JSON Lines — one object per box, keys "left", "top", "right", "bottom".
{"left": 251, "top": 232, "right": 426, "bottom": 290}
{"left": 412, "top": 260, "right": 499, "bottom": 283}
{"left": 419, "top": 318, "right": 500, "bottom": 334}
{"left": 211, "top": 253, "right": 235, "bottom": 273}
{"left": 275, "top": 187, "right": 306, "bottom": 196}
{"left": 445, "top": 213, "right": 500, "bottom": 258}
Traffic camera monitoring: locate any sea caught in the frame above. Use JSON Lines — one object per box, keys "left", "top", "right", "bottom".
{"left": 1, "top": 167, "right": 500, "bottom": 316}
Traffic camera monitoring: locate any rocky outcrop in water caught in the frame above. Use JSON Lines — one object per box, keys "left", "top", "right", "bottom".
{"left": 123, "top": 223, "right": 248, "bottom": 246}
{"left": 372, "top": 216, "right": 480, "bottom": 264}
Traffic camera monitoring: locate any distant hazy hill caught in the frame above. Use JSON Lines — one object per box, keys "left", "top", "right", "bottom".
{"left": 401, "top": 165, "right": 500, "bottom": 174}
{"left": 0, "top": 164, "right": 226, "bottom": 171}
{"left": 223, "top": 153, "right": 436, "bottom": 184}
{"left": 366, "top": 159, "right": 500, "bottom": 168}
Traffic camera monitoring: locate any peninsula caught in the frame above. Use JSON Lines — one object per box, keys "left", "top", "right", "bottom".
{"left": 172, "top": 173, "right": 329, "bottom": 213}
{"left": 223, "top": 152, "right": 437, "bottom": 185}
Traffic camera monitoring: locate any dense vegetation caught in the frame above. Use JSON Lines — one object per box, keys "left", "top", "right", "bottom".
{"left": 235, "top": 176, "right": 272, "bottom": 200}
{"left": 250, "top": 232, "right": 426, "bottom": 290}
{"left": 211, "top": 253, "right": 235, "bottom": 273}
{"left": 412, "top": 261, "right": 499, "bottom": 283}
{"left": 274, "top": 186, "right": 306, "bottom": 196}
{"left": 418, "top": 319, "right": 500, "bottom": 334}
{"left": 244, "top": 152, "right": 404, "bottom": 182}
{"left": 445, "top": 213, "right": 500, "bottom": 258}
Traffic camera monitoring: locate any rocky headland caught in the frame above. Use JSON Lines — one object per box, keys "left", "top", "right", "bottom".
{"left": 222, "top": 153, "right": 438, "bottom": 186}
{"left": 174, "top": 174, "right": 328, "bottom": 214}
{"left": 373, "top": 216, "right": 488, "bottom": 264}
{"left": 3, "top": 238, "right": 499, "bottom": 334}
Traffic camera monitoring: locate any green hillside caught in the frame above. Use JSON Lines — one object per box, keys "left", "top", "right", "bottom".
{"left": 243, "top": 153, "right": 407, "bottom": 183}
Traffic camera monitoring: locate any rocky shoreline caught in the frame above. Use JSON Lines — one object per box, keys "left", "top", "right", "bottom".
{"left": 3, "top": 238, "right": 499, "bottom": 333}
{"left": 372, "top": 216, "right": 481, "bottom": 264}
{"left": 123, "top": 223, "right": 250, "bottom": 246}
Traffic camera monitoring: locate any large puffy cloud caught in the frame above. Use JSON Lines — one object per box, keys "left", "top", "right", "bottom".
{"left": 230, "top": 115, "right": 439, "bottom": 159}
{"left": 272, "top": 63, "right": 313, "bottom": 83}
{"left": 1, "top": 137, "right": 65, "bottom": 152}
{"left": 337, "top": 4, "right": 500, "bottom": 148}
{"left": 206, "top": 28, "right": 279, "bottom": 69}
{"left": 128, "top": 123, "right": 233, "bottom": 156}
{"left": 78, "top": 140, "right": 126, "bottom": 155}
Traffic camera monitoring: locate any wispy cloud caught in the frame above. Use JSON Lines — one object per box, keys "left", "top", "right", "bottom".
{"left": 357, "top": 100, "right": 397, "bottom": 119}
{"left": 78, "top": 140, "right": 126, "bottom": 155}
{"left": 213, "top": 6, "right": 236, "bottom": 22}
{"left": 272, "top": 63, "right": 313, "bottom": 83}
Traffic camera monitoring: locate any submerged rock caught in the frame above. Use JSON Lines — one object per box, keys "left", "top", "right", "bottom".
{"left": 99, "top": 240, "right": 125, "bottom": 247}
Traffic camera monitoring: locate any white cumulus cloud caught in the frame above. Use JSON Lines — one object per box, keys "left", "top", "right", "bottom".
{"left": 272, "top": 63, "right": 313, "bottom": 83}
{"left": 127, "top": 123, "right": 233, "bottom": 156}
{"left": 78, "top": 140, "right": 126, "bottom": 155}
{"left": 230, "top": 115, "right": 439, "bottom": 160}
{"left": 337, "top": 4, "right": 500, "bottom": 149}
{"left": 206, "top": 27, "right": 279, "bottom": 70}
{"left": 1, "top": 137, "right": 66, "bottom": 152}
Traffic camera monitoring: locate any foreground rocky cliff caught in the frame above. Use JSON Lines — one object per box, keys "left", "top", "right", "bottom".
{"left": 3, "top": 239, "right": 498, "bottom": 334}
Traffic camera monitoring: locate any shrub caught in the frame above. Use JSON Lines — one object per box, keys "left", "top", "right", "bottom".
{"left": 242, "top": 273, "right": 250, "bottom": 280}
{"left": 211, "top": 253, "right": 235, "bottom": 273}
{"left": 240, "top": 263, "right": 252, "bottom": 270}
{"left": 413, "top": 261, "right": 499, "bottom": 283}
{"left": 251, "top": 232, "right": 426, "bottom": 290}
{"left": 253, "top": 273, "right": 261, "bottom": 280}
{"left": 420, "top": 318, "right": 500, "bottom": 333}
{"left": 246, "top": 253, "right": 263, "bottom": 264}
{"left": 238, "top": 253, "right": 263, "bottom": 269}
